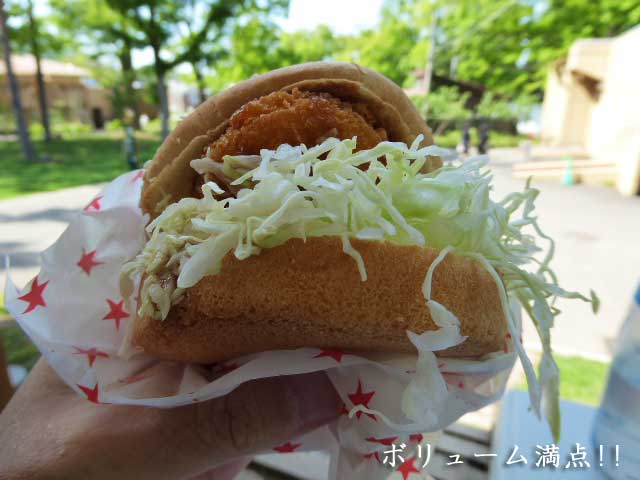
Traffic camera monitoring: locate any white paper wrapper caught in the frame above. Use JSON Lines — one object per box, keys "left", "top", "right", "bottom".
{"left": 5, "top": 170, "right": 520, "bottom": 479}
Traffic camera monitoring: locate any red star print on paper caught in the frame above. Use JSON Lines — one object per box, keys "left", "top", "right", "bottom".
{"left": 130, "top": 170, "right": 144, "bottom": 184}
{"left": 366, "top": 436, "right": 398, "bottom": 446}
{"left": 77, "top": 249, "right": 104, "bottom": 276}
{"left": 347, "top": 380, "right": 376, "bottom": 420}
{"left": 340, "top": 403, "right": 350, "bottom": 416}
{"left": 73, "top": 347, "right": 108, "bottom": 367}
{"left": 409, "top": 433, "right": 424, "bottom": 443}
{"left": 78, "top": 383, "right": 100, "bottom": 403}
{"left": 273, "top": 441, "right": 302, "bottom": 453}
{"left": 313, "top": 348, "right": 345, "bottom": 363}
{"left": 18, "top": 277, "right": 49, "bottom": 314}
{"left": 363, "top": 452, "right": 381, "bottom": 462}
{"left": 103, "top": 299, "right": 129, "bottom": 331}
{"left": 84, "top": 195, "right": 104, "bottom": 212}
{"left": 397, "top": 456, "right": 420, "bottom": 480}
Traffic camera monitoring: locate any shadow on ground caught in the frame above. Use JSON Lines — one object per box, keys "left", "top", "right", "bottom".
{"left": 0, "top": 207, "right": 78, "bottom": 224}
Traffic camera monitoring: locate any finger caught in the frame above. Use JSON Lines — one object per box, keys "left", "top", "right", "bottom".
{"left": 66, "top": 372, "right": 341, "bottom": 480}
{"left": 181, "top": 372, "right": 341, "bottom": 474}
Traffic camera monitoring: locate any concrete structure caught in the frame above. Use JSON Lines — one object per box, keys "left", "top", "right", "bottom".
{"left": 540, "top": 26, "right": 640, "bottom": 195}
{"left": 0, "top": 54, "right": 114, "bottom": 130}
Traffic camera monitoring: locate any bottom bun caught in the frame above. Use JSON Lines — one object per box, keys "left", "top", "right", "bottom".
{"left": 130, "top": 237, "right": 508, "bottom": 363}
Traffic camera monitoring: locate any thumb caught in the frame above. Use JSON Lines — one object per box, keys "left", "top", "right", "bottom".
{"left": 154, "top": 372, "right": 342, "bottom": 479}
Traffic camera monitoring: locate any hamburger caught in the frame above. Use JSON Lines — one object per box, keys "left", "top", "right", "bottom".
{"left": 123, "top": 62, "right": 597, "bottom": 434}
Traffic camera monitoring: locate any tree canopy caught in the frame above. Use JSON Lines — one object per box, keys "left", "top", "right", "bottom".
{"left": 5, "top": 0, "right": 639, "bottom": 131}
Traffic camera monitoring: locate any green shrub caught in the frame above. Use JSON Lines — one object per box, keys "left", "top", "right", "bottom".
{"left": 434, "top": 129, "right": 525, "bottom": 150}
{"left": 411, "top": 86, "right": 471, "bottom": 123}
{"left": 28, "top": 122, "right": 45, "bottom": 138}
{"left": 143, "top": 117, "right": 162, "bottom": 134}
{"left": 476, "top": 92, "right": 536, "bottom": 121}
{"left": 55, "top": 121, "right": 93, "bottom": 138}
{"left": 105, "top": 119, "right": 124, "bottom": 132}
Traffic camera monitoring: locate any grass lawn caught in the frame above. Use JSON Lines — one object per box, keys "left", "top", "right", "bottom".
{"left": 0, "top": 130, "right": 526, "bottom": 200}
{"left": 554, "top": 354, "right": 609, "bottom": 406}
{"left": 0, "top": 294, "right": 7, "bottom": 316}
{"left": 1, "top": 322, "right": 40, "bottom": 371}
{"left": 434, "top": 129, "right": 528, "bottom": 150}
{"left": 0, "top": 132, "right": 161, "bottom": 200}
{"left": 517, "top": 354, "right": 610, "bottom": 406}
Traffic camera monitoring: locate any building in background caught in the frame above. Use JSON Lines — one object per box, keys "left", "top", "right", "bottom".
{"left": 0, "top": 54, "right": 113, "bottom": 131}
{"left": 540, "top": 25, "right": 640, "bottom": 195}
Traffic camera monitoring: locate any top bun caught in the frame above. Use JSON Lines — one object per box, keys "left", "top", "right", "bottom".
{"left": 141, "top": 61, "right": 437, "bottom": 216}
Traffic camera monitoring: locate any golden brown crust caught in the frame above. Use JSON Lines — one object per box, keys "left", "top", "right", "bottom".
{"left": 206, "top": 89, "right": 387, "bottom": 163}
{"left": 131, "top": 237, "right": 508, "bottom": 364}
{"left": 141, "top": 62, "right": 437, "bottom": 217}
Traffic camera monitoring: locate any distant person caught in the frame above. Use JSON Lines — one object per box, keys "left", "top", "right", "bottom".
{"left": 478, "top": 120, "right": 490, "bottom": 154}
{"left": 462, "top": 120, "right": 471, "bottom": 154}
{"left": 124, "top": 126, "right": 139, "bottom": 170}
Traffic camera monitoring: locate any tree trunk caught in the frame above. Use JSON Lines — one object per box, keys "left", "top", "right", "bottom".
{"left": 157, "top": 70, "right": 169, "bottom": 139}
{"left": 153, "top": 51, "right": 170, "bottom": 139}
{"left": 27, "top": 0, "right": 51, "bottom": 141}
{"left": 119, "top": 38, "right": 140, "bottom": 129}
{"left": 192, "top": 61, "right": 206, "bottom": 105}
{"left": 0, "top": 0, "right": 36, "bottom": 162}
{"left": 422, "top": 8, "right": 438, "bottom": 119}
{"left": 151, "top": 45, "right": 170, "bottom": 138}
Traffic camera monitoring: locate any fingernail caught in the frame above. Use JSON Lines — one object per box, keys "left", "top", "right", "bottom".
{"left": 286, "top": 372, "right": 342, "bottom": 435}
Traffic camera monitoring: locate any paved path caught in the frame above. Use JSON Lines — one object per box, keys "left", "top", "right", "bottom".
{"left": 1, "top": 154, "right": 639, "bottom": 358}
{"left": 489, "top": 154, "right": 640, "bottom": 360}
{"left": 0, "top": 184, "right": 102, "bottom": 296}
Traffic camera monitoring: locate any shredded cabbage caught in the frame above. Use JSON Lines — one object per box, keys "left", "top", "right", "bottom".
{"left": 123, "top": 136, "right": 598, "bottom": 439}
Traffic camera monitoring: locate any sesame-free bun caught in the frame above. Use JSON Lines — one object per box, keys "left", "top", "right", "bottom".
{"left": 131, "top": 62, "right": 508, "bottom": 363}
{"left": 140, "top": 61, "right": 438, "bottom": 217}
{"left": 131, "top": 237, "right": 508, "bottom": 363}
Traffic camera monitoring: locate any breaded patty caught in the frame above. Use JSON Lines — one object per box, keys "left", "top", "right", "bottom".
{"left": 207, "top": 88, "right": 387, "bottom": 164}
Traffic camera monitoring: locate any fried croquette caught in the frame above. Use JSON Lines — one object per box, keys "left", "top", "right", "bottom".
{"left": 194, "top": 89, "right": 388, "bottom": 196}
{"left": 208, "top": 88, "right": 387, "bottom": 163}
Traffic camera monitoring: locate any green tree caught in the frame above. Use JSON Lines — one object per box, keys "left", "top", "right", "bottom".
{"left": 0, "top": 0, "right": 35, "bottom": 161}
{"left": 6, "top": 0, "right": 71, "bottom": 140}
{"left": 176, "top": 0, "right": 226, "bottom": 104}
{"left": 51, "top": 0, "right": 146, "bottom": 128}
{"left": 476, "top": 92, "right": 535, "bottom": 120}
{"left": 107, "top": 0, "right": 288, "bottom": 139}
{"left": 278, "top": 25, "right": 337, "bottom": 65}
{"left": 527, "top": 0, "right": 640, "bottom": 93}
{"left": 395, "top": 0, "right": 640, "bottom": 97}
{"left": 336, "top": 1, "right": 419, "bottom": 86}
{"left": 412, "top": 86, "right": 470, "bottom": 134}
{"left": 206, "top": 13, "right": 282, "bottom": 92}
{"left": 435, "top": 0, "right": 534, "bottom": 94}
